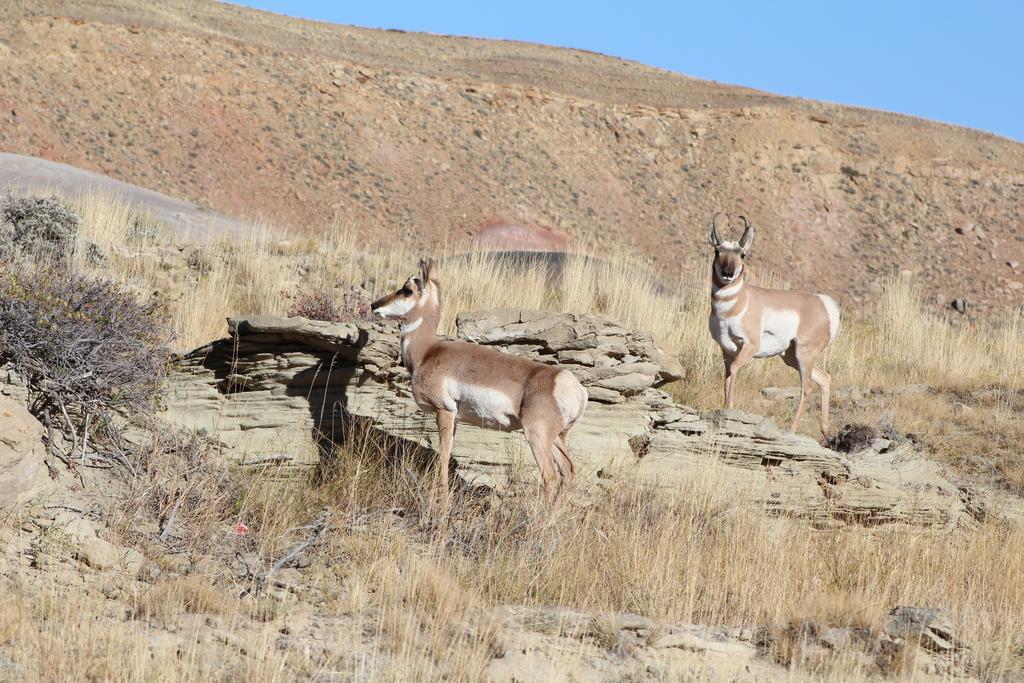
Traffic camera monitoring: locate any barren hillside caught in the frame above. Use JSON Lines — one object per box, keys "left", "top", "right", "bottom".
{"left": 1, "top": 0, "right": 1023, "bottom": 315}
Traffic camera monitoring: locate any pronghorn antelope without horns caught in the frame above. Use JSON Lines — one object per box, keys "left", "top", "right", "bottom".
{"left": 707, "top": 214, "right": 841, "bottom": 434}
{"left": 371, "top": 259, "right": 588, "bottom": 504}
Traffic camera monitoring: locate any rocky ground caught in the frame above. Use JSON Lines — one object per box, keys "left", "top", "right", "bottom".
{"left": 2, "top": 1, "right": 1024, "bottom": 317}
{"left": 0, "top": 310, "right": 990, "bottom": 679}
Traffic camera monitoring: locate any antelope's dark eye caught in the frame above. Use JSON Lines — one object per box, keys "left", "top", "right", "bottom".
{"left": 741, "top": 254, "right": 746, "bottom": 259}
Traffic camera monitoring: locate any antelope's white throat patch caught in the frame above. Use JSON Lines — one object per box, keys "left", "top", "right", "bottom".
{"left": 713, "top": 296, "right": 739, "bottom": 314}
{"left": 712, "top": 278, "right": 745, "bottom": 299}
{"left": 422, "top": 283, "right": 438, "bottom": 307}
{"left": 400, "top": 318, "right": 422, "bottom": 359}
{"left": 442, "top": 378, "right": 516, "bottom": 429}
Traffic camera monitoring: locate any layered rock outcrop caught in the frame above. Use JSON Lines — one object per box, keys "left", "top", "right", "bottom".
{"left": 165, "top": 312, "right": 982, "bottom": 527}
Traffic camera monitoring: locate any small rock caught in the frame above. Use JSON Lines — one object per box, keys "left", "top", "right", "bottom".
{"left": 234, "top": 552, "right": 262, "bottom": 579}
{"left": 585, "top": 386, "right": 623, "bottom": 403}
{"left": 279, "top": 608, "right": 312, "bottom": 635}
{"left": 661, "top": 419, "right": 709, "bottom": 434}
{"left": 270, "top": 568, "right": 303, "bottom": 590}
{"left": 950, "top": 299, "right": 969, "bottom": 314}
{"left": 50, "top": 512, "right": 98, "bottom": 543}
{"left": 762, "top": 386, "right": 800, "bottom": 401}
{"left": 883, "top": 384, "right": 934, "bottom": 396}
{"left": 79, "top": 536, "right": 143, "bottom": 574}
{"left": 654, "top": 407, "right": 687, "bottom": 425}
{"left": 834, "top": 385, "right": 865, "bottom": 402}
{"left": 652, "top": 627, "right": 756, "bottom": 659}
{"left": 819, "top": 627, "right": 852, "bottom": 650}
{"left": 884, "top": 606, "right": 961, "bottom": 653}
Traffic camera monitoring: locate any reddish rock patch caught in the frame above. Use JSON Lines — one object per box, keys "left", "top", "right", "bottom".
{"left": 473, "top": 220, "right": 571, "bottom": 252}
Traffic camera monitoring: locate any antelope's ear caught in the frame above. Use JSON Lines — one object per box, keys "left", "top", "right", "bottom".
{"left": 422, "top": 258, "right": 438, "bottom": 284}
{"left": 738, "top": 217, "right": 754, "bottom": 252}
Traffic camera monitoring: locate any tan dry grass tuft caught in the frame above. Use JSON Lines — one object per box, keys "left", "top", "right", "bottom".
{"left": 828, "top": 275, "right": 1024, "bottom": 390}
{"left": 131, "top": 577, "right": 236, "bottom": 623}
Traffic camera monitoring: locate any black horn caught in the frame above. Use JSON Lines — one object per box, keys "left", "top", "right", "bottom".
{"left": 737, "top": 215, "right": 754, "bottom": 251}
{"left": 709, "top": 212, "right": 727, "bottom": 246}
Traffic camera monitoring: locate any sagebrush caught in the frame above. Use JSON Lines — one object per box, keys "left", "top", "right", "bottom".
{"left": 1, "top": 194, "right": 81, "bottom": 264}
{"left": 0, "top": 263, "right": 171, "bottom": 468}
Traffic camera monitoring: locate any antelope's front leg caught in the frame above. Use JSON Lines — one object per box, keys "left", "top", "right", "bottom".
{"left": 721, "top": 352, "right": 732, "bottom": 408}
{"left": 435, "top": 409, "right": 456, "bottom": 492}
{"left": 724, "top": 342, "right": 756, "bottom": 409}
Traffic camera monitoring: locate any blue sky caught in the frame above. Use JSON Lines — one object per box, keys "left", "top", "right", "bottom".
{"left": 238, "top": 1, "right": 1023, "bottom": 141}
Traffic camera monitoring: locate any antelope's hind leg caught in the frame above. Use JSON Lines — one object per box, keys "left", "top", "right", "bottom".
{"left": 552, "top": 432, "right": 576, "bottom": 496}
{"left": 783, "top": 345, "right": 819, "bottom": 432}
{"left": 811, "top": 366, "right": 831, "bottom": 435}
{"left": 524, "top": 424, "right": 560, "bottom": 505}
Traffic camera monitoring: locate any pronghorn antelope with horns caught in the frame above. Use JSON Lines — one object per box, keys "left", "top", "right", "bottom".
{"left": 707, "top": 214, "right": 841, "bottom": 433}
{"left": 371, "top": 259, "right": 588, "bottom": 504}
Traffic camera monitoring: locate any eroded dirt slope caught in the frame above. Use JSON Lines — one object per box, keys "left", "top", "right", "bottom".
{"left": 1, "top": 0, "right": 1023, "bottom": 315}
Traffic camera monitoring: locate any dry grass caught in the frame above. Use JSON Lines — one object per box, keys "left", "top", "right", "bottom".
{"left": 11, "top": 425, "right": 1022, "bottom": 679}
{"left": 1, "top": 416, "right": 1022, "bottom": 680}
{"left": 69, "top": 190, "right": 1024, "bottom": 391}
{"left": 2, "top": 190, "right": 1023, "bottom": 679}
{"left": 131, "top": 577, "right": 237, "bottom": 623}
{"left": 0, "top": 579, "right": 292, "bottom": 681}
